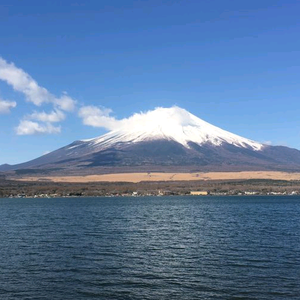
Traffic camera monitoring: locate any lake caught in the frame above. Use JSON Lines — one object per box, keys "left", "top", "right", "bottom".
{"left": 0, "top": 196, "right": 299, "bottom": 299}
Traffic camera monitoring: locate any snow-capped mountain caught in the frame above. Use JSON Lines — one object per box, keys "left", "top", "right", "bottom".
{"left": 83, "top": 106, "right": 263, "bottom": 151}
{"left": 2, "top": 106, "right": 300, "bottom": 174}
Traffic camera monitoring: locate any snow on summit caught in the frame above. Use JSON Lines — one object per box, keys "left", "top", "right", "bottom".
{"left": 84, "top": 106, "right": 264, "bottom": 151}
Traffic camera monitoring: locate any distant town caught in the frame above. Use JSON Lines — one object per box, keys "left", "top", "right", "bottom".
{"left": 1, "top": 177, "right": 300, "bottom": 198}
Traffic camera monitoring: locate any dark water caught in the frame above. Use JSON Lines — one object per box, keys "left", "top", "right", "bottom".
{"left": 0, "top": 196, "right": 299, "bottom": 299}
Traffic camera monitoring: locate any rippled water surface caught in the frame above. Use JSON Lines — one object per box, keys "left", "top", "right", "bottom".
{"left": 0, "top": 196, "right": 300, "bottom": 299}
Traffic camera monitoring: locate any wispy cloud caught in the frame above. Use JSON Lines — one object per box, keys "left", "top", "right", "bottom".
{"left": 15, "top": 109, "right": 65, "bottom": 135}
{"left": 28, "top": 109, "right": 66, "bottom": 123}
{"left": 0, "top": 57, "right": 77, "bottom": 135}
{"left": 15, "top": 120, "right": 61, "bottom": 135}
{"left": 0, "top": 98, "right": 16, "bottom": 114}
{"left": 78, "top": 105, "right": 120, "bottom": 130}
{"left": 0, "top": 57, "right": 76, "bottom": 111}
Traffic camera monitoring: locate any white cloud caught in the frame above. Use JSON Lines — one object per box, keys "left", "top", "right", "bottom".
{"left": 78, "top": 105, "right": 172, "bottom": 131}
{"left": 0, "top": 57, "right": 76, "bottom": 111}
{"left": 0, "top": 98, "right": 16, "bottom": 114}
{"left": 28, "top": 109, "right": 65, "bottom": 123}
{"left": 78, "top": 105, "right": 120, "bottom": 130}
{"left": 16, "top": 120, "right": 61, "bottom": 135}
{"left": 0, "top": 57, "right": 78, "bottom": 135}
{"left": 78, "top": 105, "right": 186, "bottom": 132}
{"left": 54, "top": 94, "right": 76, "bottom": 112}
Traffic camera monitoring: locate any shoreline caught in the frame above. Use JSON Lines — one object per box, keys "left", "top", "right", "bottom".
{"left": 2, "top": 175, "right": 300, "bottom": 198}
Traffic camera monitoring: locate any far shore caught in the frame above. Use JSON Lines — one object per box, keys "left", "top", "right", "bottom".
{"left": 14, "top": 171, "right": 300, "bottom": 183}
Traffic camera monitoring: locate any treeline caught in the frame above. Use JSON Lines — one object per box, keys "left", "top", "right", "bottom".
{"left": 1, "top": 178, "right": 300, "bottom": 198}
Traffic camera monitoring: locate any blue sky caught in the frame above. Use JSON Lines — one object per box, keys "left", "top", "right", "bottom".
{"left": 1, "top": 0, "right": 300, "bottom": 164}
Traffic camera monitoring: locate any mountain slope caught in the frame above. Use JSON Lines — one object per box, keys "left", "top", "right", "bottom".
{"left": 82, "top": 106, "right": 263, "bottom": 150}
{"left": 2, "top": 107, "right": 300, "bottom": 174}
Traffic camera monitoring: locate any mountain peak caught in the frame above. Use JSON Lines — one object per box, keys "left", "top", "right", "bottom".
{"left": 121, "top": 106, "right": 199, "bottom": 134}
{"left": 4, "top": 106, "right": 300, "bottom": 174}
{"left": 87, "top": 106, "right": 264, "bottom": 151}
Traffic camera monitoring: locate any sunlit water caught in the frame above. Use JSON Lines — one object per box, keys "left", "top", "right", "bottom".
{"left": 0, "top": 196, "right": 299, "bottom": 299}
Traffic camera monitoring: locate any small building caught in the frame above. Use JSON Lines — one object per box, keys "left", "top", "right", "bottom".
{"left": 190, "top": 191, "right": 208, "bottom": 196}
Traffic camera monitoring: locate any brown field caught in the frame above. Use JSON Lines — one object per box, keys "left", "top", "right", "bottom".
{"left": 16, "top": 171, "right": 300, "bottom": 183}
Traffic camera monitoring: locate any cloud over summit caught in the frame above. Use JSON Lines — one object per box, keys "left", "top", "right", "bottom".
{"left": 78, "top": 106, "right": 120, "bottom": 130}
{"left": 78, "top": 105, "right": 190, "bottom": 132}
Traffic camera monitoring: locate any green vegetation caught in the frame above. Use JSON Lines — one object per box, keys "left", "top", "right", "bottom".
{"left": 1, "top": 178, "right": 300, "bottom": 198}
